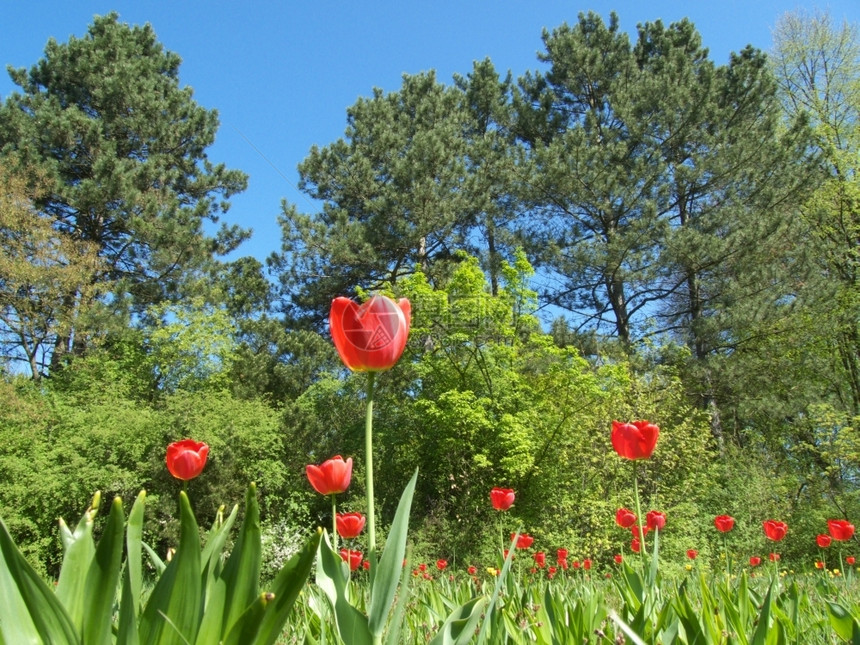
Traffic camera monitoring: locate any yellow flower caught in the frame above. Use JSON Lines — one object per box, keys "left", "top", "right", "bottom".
{"left": 486, "top": 567, "right": 498, "bottom": 576}
{"left": 685, "top": 564, "right": 693, "bottom": 571}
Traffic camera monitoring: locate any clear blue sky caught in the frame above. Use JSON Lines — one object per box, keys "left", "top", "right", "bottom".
{"left": 2, "top": 1, "right": 858, "bottom": 265}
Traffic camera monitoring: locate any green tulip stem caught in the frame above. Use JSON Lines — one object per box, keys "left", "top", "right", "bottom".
{"left": 632, "top": 461, "right": 648, "bottom": 559}
{"left": 365, "top": 371, "right": 377, "bottom": 558}
{"left": 723, "top": 534, "right": 730, "bottom": 584}
{"left": 332, "top": 494, "right": 338, "bottom": 553}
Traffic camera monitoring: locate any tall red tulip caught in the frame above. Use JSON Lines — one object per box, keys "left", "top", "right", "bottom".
{"left": 306, "top": 455, "right": 352, "bottom": 496}
{"left": 336, "top": 512, "right": 366, "bottom": 539}
{"left": 556, "top": 548, "right": 568, "bottom": 562}
{"left": 827, "top": 519, "right": 855, "bottom": 541}
{"left": 533, "top": 551, "right": 546, "bottom": 568}
{"left": 763, "top": 519, "right": 788, "bottom": 542}
{"left": 166, "top": 439, "right": 209, "bottom": 481}
{"left": 646, "top": 510, "right": 666, "bottom": 531}
{"left": 713, "top": 515, "right": 735, "bottom": 533}
{"left": 817, "top": 533, "right": 832, "bottom": 548}
{"left": 329, "top": 296, "right": 411, "bottom": 372}
{"left": 611, "top": 420, "right": 659, "bottom": 460}
{"left": 436, "top": 559, "right": 448, "bottom": 571}
{"left": 615, "top": 508, "right": 637, "bottom": 529}
{"left": 490, "top": 487, "right": 515, "bottom": 511}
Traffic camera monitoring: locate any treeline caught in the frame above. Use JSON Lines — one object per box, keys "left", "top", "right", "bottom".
{"left": 0, "top": 10, "right": 858, "bottom": 574}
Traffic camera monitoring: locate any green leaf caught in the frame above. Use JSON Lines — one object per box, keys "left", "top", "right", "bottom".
{"left": 139, "top": 491, "right": 202, "bottom": 645}
{"left": 827, "top": 601, "right": 860, "bottom": 643}
{"left": 315, "top": 532, "right": 372, "bottom": 645}
{"left": 221, "top": 593, "right": 274, "bottom": 645}
{"left": 368, "top": 468, "right": 418, "bottom": 637}
{"left": 428, "top": 596, "right": 487, "bottom": 645}
{"left": 82, "top": 496, "right": 125, "bottom": 645}
{"left": 254, "top": 528, "right": 322, "bottom": 645}
{"left": 55, "top": 496, "right": 99, "bottom": 632}
{"left": 219, "top": 483, "right": 262, "bottom": 636}
{"left": 116, "top": 566, "right": 141, "bottom": 645}
{"left": 126, "top": 491, "right": 147, "bottom": 618}
{"left": 142, "top": 541, "right": 166, "bottom": 575}
{"left": 382, "top": 547, "right": 413, "bottom": 645}
{"left": 0, "top": 514, "right": 79, "bottom": 644}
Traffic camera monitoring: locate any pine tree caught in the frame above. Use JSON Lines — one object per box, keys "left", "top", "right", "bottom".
{"left": 0, "top": 13, "right": 248, "bottom": 370}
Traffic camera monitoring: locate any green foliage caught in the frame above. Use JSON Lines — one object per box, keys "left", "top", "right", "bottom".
{"left": 0, "top": 485, "right": 321, "bottom": 644}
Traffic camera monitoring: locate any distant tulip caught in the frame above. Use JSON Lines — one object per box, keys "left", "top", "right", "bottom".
{"left": 817, "top": 533, "right": 832, "bottom": 548}
{"left": 512, "top": 533, "right": 534, "bottom": 549}
{"left": 436, "top": 559, "right": 448, "bottom": 571}
{"left": 769, "top": 552, "right": 780, "bottom": 562}
{"left": 615, "top": 508, "right": 637, "bottom": 529}
{"left": 166, "top": 439, "right": 209, "bottom": 481}
{"left": 490, "top": 487, "right": 515, "bottom": 511}
{"left": 611, "top": 420, "right": 659, "bottom": 460}
{"left": 827, "top": 519, "right": 855, "bottom": 541}
{"left": 686, "top": 549, "right": 698, "bottom": 560}
{"left": 749, "top": 556, "right": 762, "bottom": 567}
{"left": 340, "top": 549, "right": 362, "bottom": 571}
{"left": 467, "top": 565, "right": 477, "bottom": 575}
{"left": 533, "top": 552, "right": 546, "bottom": 568}
{"left": 362, "top": 560, "right": 370, "bottom": 570}
{"left": 815, "top": 560, "right": 825, "bottom": 569}
{"left": 763, "top": 520, "right": 788, "bottom": 542}
{"left": 631, "top": 524, "right": 650, "bottom": 540}
{"left": 847, "top": 556, "right": 856, "bottom": 565}
{"left": 646, "top": 510, "right": 666, "bottom": 531}
{"left": 631, "top": 538, "right": 641, "bottom": 553}
{"left": 306, "top": 455, "right": 352, "bottom": 496}
{"left": 336, "top": 512, "right": 366, "bottom": 539}
{"left": 614, "top": 554, "right": 623, "bottom": 564}
{"left": 330, "top": 296, "right": 411, "bottom": 372}
{"left": 556, "top": 548, "right": 568, "bottom": 561}
{"left": 583, "top": 558, "right": 592, "bottom": 570}
{"left": 713, "top": 515, "right": 735, "bottom": 533}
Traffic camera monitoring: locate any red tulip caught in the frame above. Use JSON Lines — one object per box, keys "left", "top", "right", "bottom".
{"left": 686, "top": 549, "right": 698, "bottom": 560}
{"left": 713, "top": 515, "right": 735, "bottom": 533}
{"left": 846, "top": 556, "right": 856, "bottom": 565}
{"left": 418, "top": 563, "right": 427, "bottom": 572}
{"left": 330, "top": 296, "right": 411, "bottom": 372}
{"left": 827, "top": 519, "right": 855, "bottom": 541}
{"left": 769, "top": 552, "right": 780, "bottom": 562}
{"left": 646, "top": 510, "right": 666, "bottom": 531}
{"left": 166, "top": 439, "right": 209, "bottom": 481}
{"left": 490, "top": 487, "right": 515, "bottom": 511}
{"left": 615, "top": 508, "right": 637, "bottom": 529}
{"left": 631, "top": 524, "right": 650, "bottom": 540}
{"left": 816, "top": 533, "right": 832, "bottom": 548}
{"left": 763, "top": 519, "right": 788, "bottom": 542}
{"left": 436, "top": 559, "right": 448, "bottom": 571}
{"left": 306, "top": 455, "right": 352, "bottom": 496}
{"left": 815, "top": 560, "right": 825, "bottom": 569}
{"left": 533, "top": 552, "right": 546, "bottom": 568}
{"left": 749, "top": 556, "right": 761, "bottom": 567}
{"left": 631, "top": 537, "right": 641, "bottom": 553}
{"left": 611, "top": 420, "right": 659, "bottom": 460}
{"left": 614, "top": 554, "right": 623, "bottom": 564}
{"left": 572, "top": 560, "right": 580, "bottom": 569}
{"left": 558, "top": 558, "right": 569, "bottom": 570}
{"left": 556, "top": 548, "right": 568, "bottom": 561}
{"left": 467, "top": 565, "right": 477, "bottom": 575}
{"left": 336, "top": 512, "right": 366, "bottom": 539}
{"left": 511, "top": 533, "right": 534, "bottom": 549}
{"left": 583, "top": 558, "right": 592, "bottom": 570}
{"left": 340, "top": 548, "right": 362, "bottom": 571}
